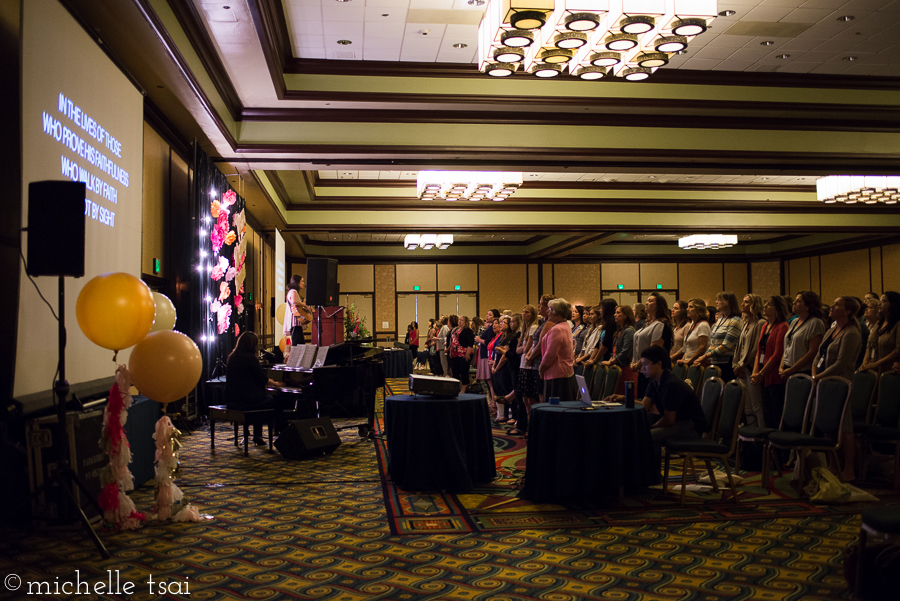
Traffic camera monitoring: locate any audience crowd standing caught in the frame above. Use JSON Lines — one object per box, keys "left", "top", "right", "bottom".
{"left": 412, "top": 289, "right": 900, "bottom": 475}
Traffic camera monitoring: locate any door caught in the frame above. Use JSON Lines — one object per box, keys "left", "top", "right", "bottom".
{"left": 397, "top": 293, "right": 435, "bottom": 343}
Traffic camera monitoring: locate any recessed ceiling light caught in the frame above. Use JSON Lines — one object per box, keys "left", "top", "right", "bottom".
{"left": 452, "top": 43, "right": 468, "bottom": 49}
{"left": 337, "top": 39, "right": 352, "bottom": 45}
{"left": 837, "top": 15, "right": 855, "bottom": 22}
{"left": 776, "top": 54, "right": 789, "bottom": 59}
{"left": 718, "top": 10, "right": 735, "bottom": 17}
{"left": 760, "top": 41, "right": 774, "bottom": 46}
{"left": 843, "top": 56, "right": 858, "bottom": 61}
{"left": 467, "top": 0, "right": 485, "bottom": 5}
{"left": 677, "top": 50, "right": 688, "bottom": 55}
{"left": 381, "top": 13, "right": 388, "bottom": 17}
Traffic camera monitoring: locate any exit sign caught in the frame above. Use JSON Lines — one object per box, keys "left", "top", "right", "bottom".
{"left": 657, "top": 284, "right": 663, "bottom": 289}
{"left": 153, "top": 258, "right": 161, "bottom": 274}
{"left": 413, "top": 285, "right": 420, "bottom": 291}
{"left": 617, "top": 284, "right": 624, "bottom": 290}
{"left": 454, "top": 285, "right": 461, "bottom": 291}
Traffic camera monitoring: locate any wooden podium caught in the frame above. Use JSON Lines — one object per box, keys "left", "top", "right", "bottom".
{"left": 311, "top": 306, "right": 344, "bottom": 346}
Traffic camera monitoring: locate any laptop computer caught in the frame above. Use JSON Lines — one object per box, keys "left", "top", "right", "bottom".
{"left": 575, "top": 374, "right": 593, "bottom": 407}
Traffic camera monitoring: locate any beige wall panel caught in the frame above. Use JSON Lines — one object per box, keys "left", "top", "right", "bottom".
{"left": 679, "top": 263, "right": 723, "bottom": 303}
{"left": 723, "top": 263, "right": 748, "bottom": 297}
{"left": 528, "top": 264, "right": 539, "bottom": 303}
{"left": 787, "top": 257, "right": 811, "bottom": 296}
{"left": 554, "top": 263, "right": 600, "bottom": 309}
{"left": 375, "top": 265, "right": 396, "bottom": 333}
{"left": 752, "top": 261, "right": 781, "bottom": 298}
{"left": 338, "top": 264, "right": 374, "bottom": 292}
{"left": 396, "top": 264, "right": 436, "bottom": 291}
{"left": 542, "top": 264, "right": 553, "bottom": 294}
{"left": 883, "top": 244, "right": 900, "bottom": 292}
{"left": 480, "top": 264, "right": 527, "bottom": 315}
{"left": 602, "top": 263, "right": 639, "bottom": 291}
{"left": 640, "top": 263, "right": 677, "bottom": 291}
{"left": 870, "top": 247, "right": 882, "bottom": 294}
{"left": 821, "top": 249, "right": 870, "bottom": 302}
{"left": 810, "top": 256, "right": 821, "bottom": 296}
{"left": 141, "top": 122, "right": 167, "bottom": 277}
{"left": 438, "top": 263, "right": 477, "bottom": 291}
{"left": 290, "top": 262, "right": 307, "bottom": 280}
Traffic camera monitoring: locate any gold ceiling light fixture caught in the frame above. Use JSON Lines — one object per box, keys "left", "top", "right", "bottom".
{"left": 416, "top": 171, "right": 524, "bottom": 201}
{"left": 679, "top": 234, "right": 738, "bottom": 250}
{"left": 816, "top": 176, "right": 900, "bottom": 205}
{"left": 477, "top": 0, "right": 717, "bottom": 80}
{"left": 404, "top": 234, "right": 454, "bottom": 250}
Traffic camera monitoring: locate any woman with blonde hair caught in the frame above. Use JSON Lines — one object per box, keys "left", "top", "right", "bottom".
{"left": 670, "top": 299, "right": 690, "bottom": 361}
{"left": 677, "top": 299, "right": 710, "bottom": 367}
{"left": 733, "top": 294, "right": 765, "bottom": 425}
{"left": 633, "top": 302, "right": 647, "bottom": 331}
{"left": 510, "top": 304, "right": 539, "bottom": 436}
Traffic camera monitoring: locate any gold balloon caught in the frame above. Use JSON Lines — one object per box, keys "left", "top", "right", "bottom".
{"left": 129, "top": 331, "right": 202, "bottom": 405}
{"left": 76, "top": 272, "right": 155, "bottom": 351}
{"left": 275, "top": 303, "right": 286, "bottom": 325}
{"left": 150, "top": 292, "right": 177, "bottom": 332}
{"left": 279, "top": 336, "right": 288, "bottom": 353}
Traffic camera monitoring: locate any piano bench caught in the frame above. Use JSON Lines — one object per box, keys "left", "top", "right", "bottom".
{"left": 209, "top": 405, "right": 275, "bottom": 456}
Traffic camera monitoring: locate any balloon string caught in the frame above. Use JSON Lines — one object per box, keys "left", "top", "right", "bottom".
{"left": 112, "top": 350, "right": 118, "bottom": 362}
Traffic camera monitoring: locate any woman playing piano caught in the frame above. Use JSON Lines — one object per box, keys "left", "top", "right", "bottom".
{"left": 225, "top": 331, "right": 280, "bottom": 445}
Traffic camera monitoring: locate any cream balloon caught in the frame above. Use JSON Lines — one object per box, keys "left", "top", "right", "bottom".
{"left": 150, "top": 292, "right": 177, "bottom": 332}
{"left": 129, "top": 330, "right": 202, "bottom": 405}
{"left": 276, "top": 303, "right": 286, "bottom": 325}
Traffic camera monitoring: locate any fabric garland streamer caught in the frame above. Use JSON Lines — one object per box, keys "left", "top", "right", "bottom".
{"left": 153, "top": 414, "right": 201, "bottom": 522}
{"left": 97, "top": 365, "right": 146, "bottom": 530}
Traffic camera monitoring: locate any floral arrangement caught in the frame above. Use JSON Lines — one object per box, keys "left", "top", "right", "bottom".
{"left": 206, "top": 185, "right": 246, "bottom": 339}
{"left": 344, "top": 303, "right": 370, "bottom": 340}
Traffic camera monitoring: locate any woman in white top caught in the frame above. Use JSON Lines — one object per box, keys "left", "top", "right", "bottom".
{"left": 677, "top": 298, "right": 711, "bottom": 367}
{"left": 732, "top": 294, "right": 765, "bottom": 426}
{"left": 632, "top": 292, "right": 671, "bottom": 397}
{"left": 779, "top": 291, "right": 826, "bottom": 378}
{"left": 574, "top": 305, "right": 601, "bottom": 373}
{"left": 670, "top": 299, "right": 690, "bottom": 361}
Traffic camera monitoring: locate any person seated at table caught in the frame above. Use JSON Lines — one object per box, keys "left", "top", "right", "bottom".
{"left": 604, "top": 345, "right": 706, "bottom": 469}
{"left": 224, "top": 331, "right": 282, "bottom": 445}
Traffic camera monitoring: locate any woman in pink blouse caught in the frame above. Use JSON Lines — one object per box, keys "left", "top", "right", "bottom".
{"left": 539, "top": 298, "right": 577, "bottom": 403}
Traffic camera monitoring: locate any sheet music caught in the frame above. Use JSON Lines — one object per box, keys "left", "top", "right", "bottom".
{"left": 286, "top": 345, "right": 305, "bottom": 369}
{"left": 300, "top": 344, "right": 317, "bottom": 369}
{"left": 313, "top": 346, "right": 329, "bottom": 368}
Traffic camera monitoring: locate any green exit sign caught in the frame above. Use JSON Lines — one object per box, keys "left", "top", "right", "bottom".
{"left": 153, "top": 258, "right": 161, "bottom": 274}
{"left": 247, "top": 292, "right": 252, "bottom": 301}
{"left": 617, "top": 284, "right": 624, "bottom": 290}
{"left": 413, "top": 285, "right": 420, "bottom": 291}
{"left": 657, "top": 284, "right": 663, "bottom": 290}
{"left": 454, "top": 285, "right": 461, "bottom": 291}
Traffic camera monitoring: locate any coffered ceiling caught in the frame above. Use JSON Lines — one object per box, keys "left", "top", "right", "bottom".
{"left": 65, "top": 0, "right": 900, "bottom": 262}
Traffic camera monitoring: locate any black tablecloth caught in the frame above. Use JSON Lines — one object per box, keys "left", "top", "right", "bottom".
{"left": 125, "top": 395, "right": 160, "bottom": 487}
{"left": 520, "top": 401, "right": 657, "bottom": 502}
{"left": 385, "top": 394, "right": 496, "bottom": 492}
{"left": 383, "top": 349, "right": 413, "bottom": 378}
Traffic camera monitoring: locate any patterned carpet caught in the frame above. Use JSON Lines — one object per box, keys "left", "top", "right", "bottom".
{"left": 0, "top": 378, "right": 878, "bottom": 600}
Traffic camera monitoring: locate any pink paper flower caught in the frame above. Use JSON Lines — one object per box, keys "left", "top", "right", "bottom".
{"left": 216, "top": 303, "right": 232, "bottom": 334}
{"left": 225, "top": 267, "right": 236, "bottom": 282}
{"left": 223, "top": 189, "right": 237, "bottom": 207}
{"left": 235, "top": 294, "right": 243, "bottom": 306}
{"left": 219, "top": 280, "right": 231, "bottom": 302}
{"left": 211, "top": 256, "right": 229, "bottom": 281}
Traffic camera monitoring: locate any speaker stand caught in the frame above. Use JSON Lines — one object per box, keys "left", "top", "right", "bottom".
{"left": 31, "top": 277, "right": 110, "bottom": 559}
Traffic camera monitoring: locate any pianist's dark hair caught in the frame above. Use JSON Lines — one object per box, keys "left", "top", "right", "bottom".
{"left": 230, "top": 331, "right": 259, "bottom": 360}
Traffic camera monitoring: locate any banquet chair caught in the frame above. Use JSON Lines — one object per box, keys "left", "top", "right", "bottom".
{"left": 848, "top": 370, "right": 878, "bottom": 478}
{"left": 854, "top": 504, "right": 900, "bottom": 598}
{"left": 583, "top": 364, "right": 597, "bottom": 395}
{"left": 699, "top": 377, "right": 725, "bottom": 440}
{"left": 702, "top": 365, "right": 722, "bottom": 384}
{"left": 766, "top": 376, "right": 852, "bottom": 494}
{"left": 663, "top": 380, "right": 746, "bottom": 506}
{"left": 758, "top": 374, "right": 815, "bottom": 488}
{"left": 591, "top": 365, "right": 608, "bottom": 401}
{"left": 672, "top": 363, "right": 687, "bottom": 382}
{"left": 601, "top": 366, "right": 621, "bottom": 400}
{"left": 685, "top": 365, "right": 703, "bottom": 390}
{"left": 860, "top": 372, "right": 900, "bottom": 488}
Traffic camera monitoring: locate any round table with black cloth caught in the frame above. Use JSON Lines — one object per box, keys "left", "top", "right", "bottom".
{"left": 385, "top": 394, "right": 496, "bottom": 492}
{"left": 520, "top": 401, "right": 658, "bottom": 502}
{"left": 382, "top": 349, "right": 413, "bottom": 377}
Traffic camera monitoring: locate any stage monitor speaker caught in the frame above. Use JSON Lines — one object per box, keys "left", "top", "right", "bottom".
{"left": 27, "top": 181, "right": 86, "bottom": 277}
{"left": 275, "top": 417, "right": 341, "bottom": 459}
{"left": 306, "top": 258, "right": 338, "bottom": 306}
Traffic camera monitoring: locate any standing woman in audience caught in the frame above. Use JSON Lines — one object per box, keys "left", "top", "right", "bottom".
{"left": 513, "top": 304, "right": 540, "bottom": 435}
{"left": 571, "top": 306, "right": 587, "bottom": 369}
{"left": 700, "top": 291, "right": 742, "bottom": 382}
{"left": 408, "top": 321, "right": 419, "bottom": 369}
{"left": 539, "top": 298, "right": 577, "bottom": 403}
{"left": 474, "top": 309, "right": 499, "bottom": 404}
{"left": 860, "top": 291, "right": 900, "bottom": 373}
{"left": 633, "top": 303, "right": 647, "bottom": 332}
{"left": 492, "top": 315, "right": 520, "bottom": 423}
{"left": 670, "top": 300, "right": 690, "bottom": 362}
{"left": 526, "top": 295, "right": 555, "bottom": 403}
{"left": 779, "top": 291, "right": 826, "bottom": 379}
{"left": 601, "top": 304, "right": 637, "bottom": 395}
{"left": 677, "top": 299, "right": 710, "bottom": 367}
{"left": 733, "top": 294, "right": 765, "bottom": 426}
{"left": 573, "top": 305, "right": 599, "bottom": 376}
{"left": 632, "top": 292, "right": 672, "bottom": 397}
{"left": 591, "top": 298, "right": 619, "bottom": 367}
{"left": 449, "top": 315, "right": 474, "bottom": 394}
{"left": 813, "top": 296, "right": 863, "bottom": 481}
{"left": 751, "top": 296, "right": 790, "bottom": 428}
{"left": 860, "top": 299, "right": 880, "bottom": 365}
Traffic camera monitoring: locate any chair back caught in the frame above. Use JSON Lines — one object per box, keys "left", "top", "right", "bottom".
{"left": 583, "top": 364, "right": 596, "bottom": 394}
{"left": 602, "top": 365, "right": 621, "bottom": 399}
{"left": 810, "top": 376, "right": 852, "bottom": 437}
{"left": 874, "top": 372, "right": 900, "bottom": 428}
{"left": 686, "top": 365, "right": 703, "bottom": 390}
{"left": 849, "top": 370, "right": 878, "bottom": 424}
{"left": 717, "top": 380, "right": 747, "bottom": 454}
{"left": 703, "top": 365, "right": 722, "bottom": 383}
{"left": 699, "top": 377, "right": 724, "bottom": 437}
{"left": 672, "top": 363, "right": 687, "bottom": 381}
{"left": 780, "top": 374, "right": 815, "bottom": 433}
{"left": 591, "top": 365, "right": 608, "bottom": 401}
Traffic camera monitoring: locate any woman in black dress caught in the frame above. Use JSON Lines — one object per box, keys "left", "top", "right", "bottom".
{"left": 224, "top": 331, "right": 280, "bottom": 445}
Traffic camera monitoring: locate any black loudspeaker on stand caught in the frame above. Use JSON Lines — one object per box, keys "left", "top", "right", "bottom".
{"left": 306, "top": 258, "right": 338, "bottom": 307}
{"left": 275, "top": 418, "right": 342, "bottom": 460}
{"left": 26, "top": 181, "right": 109, "bottom": 559}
